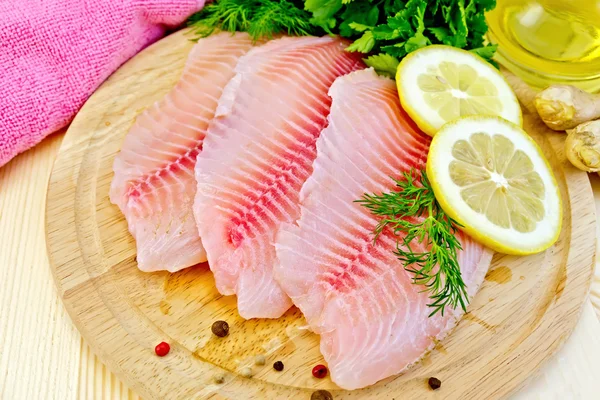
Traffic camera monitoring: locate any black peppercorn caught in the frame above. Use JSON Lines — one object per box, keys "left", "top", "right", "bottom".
{"left": 273, "top": 361, "right": 284, "bottom": 371}
{"left": 428, "top": 377, "right": 441, "bottom": 390}
{"left": 311, "top": 390, "right": 333, "bottom": 400}
{"left": 211, "top": 320, "right": 229, "bottom": 337}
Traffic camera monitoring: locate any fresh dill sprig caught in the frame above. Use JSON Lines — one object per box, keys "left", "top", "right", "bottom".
{"left": 356, "top": 169, "right": 468, "bottom": 317}
{"left": 187, "top": 0, "right": 314, "bottom": 41}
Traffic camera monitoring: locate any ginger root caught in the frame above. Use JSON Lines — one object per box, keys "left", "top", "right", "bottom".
{"left": 535, "top": 85, "right": 600, "bottom": 131}
{"left": 565, "top": 120, "right": 600, "bottom": 172}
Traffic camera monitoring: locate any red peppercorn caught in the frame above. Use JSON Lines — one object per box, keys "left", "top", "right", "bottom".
{"left": 312, "top": 364, "right": 328, "bottom": 379}
{"left": 155, "top": 341, "right": 170, "bottom": 357}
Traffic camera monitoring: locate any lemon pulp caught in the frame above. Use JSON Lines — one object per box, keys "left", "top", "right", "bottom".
{"left": 449, "top": 132, "right": 545, "bottom": 233}
{"left": 397, "top": 45, "right": 522, "bottom": 136}
{"left": 418, "top": 62, "right": 503, "bottom": 122}
{"left": 427, "top": 116, "right": 561, "bottom": 255}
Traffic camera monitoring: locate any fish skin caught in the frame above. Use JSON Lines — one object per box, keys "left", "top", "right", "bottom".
{"left": 110, "top": 32, "right": 254, "bottom": 273}
{"left": 274, "top": 69, "right": 493, "bottom": 389}
{"left": 194, "top": 36, "right": 364, "bottom": 319}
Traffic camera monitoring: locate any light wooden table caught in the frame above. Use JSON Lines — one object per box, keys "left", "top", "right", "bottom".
{"left": 1, "top": 132, "right": 600, "bottom": 399}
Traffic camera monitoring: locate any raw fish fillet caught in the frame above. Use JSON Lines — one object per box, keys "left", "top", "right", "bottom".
{"left": 110, "top": 33, "right": 254, "bottom": 273}
{"left": 193, "top": 36, "right": 363, "bottom": 318}
{"left": 275, "top": 69, "right": 493, "bottom": 389}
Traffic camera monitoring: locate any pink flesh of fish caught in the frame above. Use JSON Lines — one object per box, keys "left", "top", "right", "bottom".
{"left": 275, "top": 69, "right": 493, "bottom": 389}
{"left": 110, "top": 33, "right": 254, "bottom": 272}
{"left": 193, "top": 36, "right": 364, "bottom": 319}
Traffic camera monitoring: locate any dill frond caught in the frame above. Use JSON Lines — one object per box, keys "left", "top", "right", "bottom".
{"left": 187, "top": 0, "right": 314, "bottom": 41}
{"left": 249, "top": 1, "right": 313, "bottom": 38}
{"left": 357, "top": 169, "right": 468, "bottom": 317}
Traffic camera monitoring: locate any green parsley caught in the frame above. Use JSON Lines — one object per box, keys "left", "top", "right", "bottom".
{"left": 356, "top": 169, "right": 468, "bottom": 316}
{"left": 187, "top": 1, "right": 498, "bottom": 76}
{"left": 313, "top": 0, "right": 498, "bottom": 75}
{"left": 363, "top": 53, "right": 399, "bottom": 78}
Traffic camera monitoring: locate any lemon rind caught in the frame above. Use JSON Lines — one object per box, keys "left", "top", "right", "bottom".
{"left": 427, "top": 116, "right": 562, "bottom": 255}
{"left": 397, "top": 45, "right": 523, "bottom": 137}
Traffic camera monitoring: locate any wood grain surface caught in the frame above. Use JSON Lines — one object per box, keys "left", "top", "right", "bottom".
{"left": 42, "top": 30, "right": 596, "bottom": 400}
{"left": 0, "top": 132, "right": 139, "bottom": 400}
{"left": 2, "top": 135, "right": 595, "bottom": 400}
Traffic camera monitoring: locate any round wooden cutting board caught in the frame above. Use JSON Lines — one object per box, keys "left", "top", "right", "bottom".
{"left": 46, "top": 29, "right": 596, "bottom": 400}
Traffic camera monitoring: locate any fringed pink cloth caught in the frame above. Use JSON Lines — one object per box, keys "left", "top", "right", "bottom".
{"left": 0, "top": 0, "right": 205, "bottom": 166}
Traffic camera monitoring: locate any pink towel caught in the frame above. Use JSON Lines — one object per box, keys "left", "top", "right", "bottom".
{"left": 0, "top": 0, "right": 205, "bottom": 167}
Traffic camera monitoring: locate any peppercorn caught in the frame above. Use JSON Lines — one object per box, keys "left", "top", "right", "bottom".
{"left": 255, "top": 354, "right": 266, "bottom": 366}
{"left": 154, "top": 341, "right": 170, "bottom": 357}
{"left": 273, "top": 361, "right": 284, "bottom": 371}
{"left": 211, "top": 320, "right": 229, "bottom": 337}
{"left": 428, "top": 377, "right": 441, "bottom": 390}
{"left": 311, "top": 390, "right": 333, "bottom": 400}
{"left": 312, "top": 364, "right": 328, "bottom": 379}
{"left": 213, "top": 373, "right": 225, "bottom": 384}
{"left": 240, "top": 367, "right": 253, "bottom": 378}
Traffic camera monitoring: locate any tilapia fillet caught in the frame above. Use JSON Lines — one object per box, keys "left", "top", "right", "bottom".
{"left": 275, "top": 69, "right": 493, "bottom": 390}
{"left": 110, "top": 33, "right": 254, "bottom": 273}
{"left": 193, "top": 36, "right": 364, "bottom": 318}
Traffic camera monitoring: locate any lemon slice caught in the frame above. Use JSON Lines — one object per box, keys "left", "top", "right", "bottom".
{"left": 427, "top": 116, "right": 562, "bottom": 255}
{"left": 396, "top": 45, "right": 522, "bottom": 136}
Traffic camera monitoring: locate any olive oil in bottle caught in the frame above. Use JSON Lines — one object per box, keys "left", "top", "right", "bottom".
{"left": 486, "top": 0, "right": 600, "bottom": 91}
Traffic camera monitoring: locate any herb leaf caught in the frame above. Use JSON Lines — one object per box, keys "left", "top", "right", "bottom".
{"left": 346, "top": 31, "right": 376, "bottom": 53}
{"left": 304, "top": 0, "right": 343, "bottom": 32}
{"left": 356, "top": 169, "right": 469, "bottom": 317}
{"left": 364, "top": 53, "right": 400, "bottom": 78}
{"left": 348, "top": 22, "right": 374, "bottom": 33}
{"left": 188, "top": 0, "right": 498, "bottom": 76}
{"left": 470, "top": 43, "right": 498, "bottom": 62}
{"left": 428, "top": 27, "right": 450, "bottom": 42}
